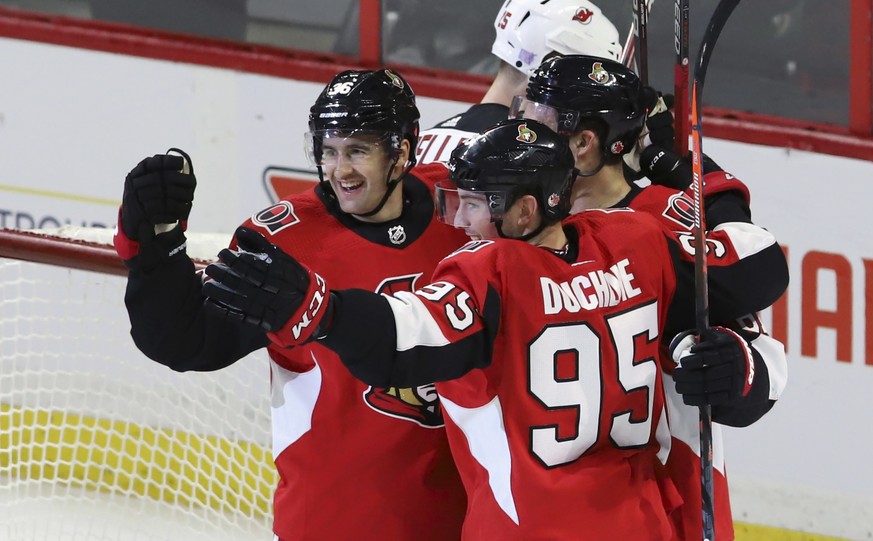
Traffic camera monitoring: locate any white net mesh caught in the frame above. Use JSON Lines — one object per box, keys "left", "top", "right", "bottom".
{"left": 0, "top": 228, "right": 274, "bottom": 541}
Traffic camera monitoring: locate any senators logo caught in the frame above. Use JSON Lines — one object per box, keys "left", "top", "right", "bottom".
{"left": 662, "top": 192, "right": 695, "bottom": 229}
{"left": 588, "top": 62, "right": 613, "bottom": 84}
{"left": 364, "top": 384, "right": 444, "bottom": 428}
{"left": 253, "top": 201, "right": 301, "bottom": 234}
{"left": 363, "top": 273, "right": 446, "bottom": 427}
{"left": 516, "top": 123, "right": 537, "bottom": 143}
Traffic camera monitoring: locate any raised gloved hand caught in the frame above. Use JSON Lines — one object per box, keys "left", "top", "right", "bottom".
{"left": 623, "top": 87, "right": 675, "bottom": 177}
{"left": 669, "top": 326, "right": 755, "bottom": 407}
{"left": 114, "top": 148, "right": 196, "bottom": 269}
{"left": 203, "top": 226, "right": 332, "bottom": 347}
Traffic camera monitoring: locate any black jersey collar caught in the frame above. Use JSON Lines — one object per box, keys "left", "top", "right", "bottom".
{"left": 316, "top": 175, "right": 434, "bottom": 249}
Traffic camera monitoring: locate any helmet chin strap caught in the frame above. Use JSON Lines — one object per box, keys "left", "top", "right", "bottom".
{"left": 353, "top": 156, "right": 405, "bottom": 219}
{"left": 575, "top": 151, "right": 608, "bottom": 177}
{"left": 495, "top": 217, "right": 548, "bottom": 242}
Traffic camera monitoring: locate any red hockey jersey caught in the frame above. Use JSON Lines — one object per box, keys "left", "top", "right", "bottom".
{"left": 252, "top": 168, "right": 470, "bottom": 541}
{"left": 324, "top": 208, "right": 785, "bottom": 540}
{"left": 124, "top": 165, "right": 471, "bottom": 541}
{"left": 624, "top": 182, "right": 789, "bottom": 541}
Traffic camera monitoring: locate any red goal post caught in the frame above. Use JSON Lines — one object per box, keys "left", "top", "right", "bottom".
{"left": 0, "top": 226, "right": 223, "bottom": 273}
{"left": 0, "top": 227, "right": 274, "bottom": 541}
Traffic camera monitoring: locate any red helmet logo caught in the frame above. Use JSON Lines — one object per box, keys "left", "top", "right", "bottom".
{"left": 548, "top": 193, "right": 561, "bottom": 208}
{"left": 573, "top": 8, "right": 594, "bottom": 24}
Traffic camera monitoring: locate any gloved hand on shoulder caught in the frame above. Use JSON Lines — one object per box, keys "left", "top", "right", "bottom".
{"left": 203, "top": 226, "right": 334, "bottom": 347}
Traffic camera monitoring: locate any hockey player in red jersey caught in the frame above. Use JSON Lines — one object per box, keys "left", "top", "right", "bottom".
{"left": 514, "top": 54, "right": 790, "bottom": 540}
{"left": 113, "top": 69, "right": 470, "bottom": 540}
{"left": 417, "top": 0, "right": 622, "bottom": 165}
{"left": 201, "top": 119, "right": 788, "bottom": 540}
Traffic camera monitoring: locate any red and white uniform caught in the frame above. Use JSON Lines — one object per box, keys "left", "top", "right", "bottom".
{"left": 416, "top": 103, "right": 509, "bottom": 165}
{"left": 324, "top": 209, "right": 787, "bottom": 540}
{"left": 124, "top": 164, "right": 471, "bottom": 541}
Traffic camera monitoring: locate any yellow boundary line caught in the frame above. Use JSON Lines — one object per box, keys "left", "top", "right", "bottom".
{"left": 735, "top": 523, "right": 851, "bottom": 541}
{"left": 0, "top": 404, "right": 852, "bottom": 539}
{"left": 0, "top": 184, "right": 119, "bottom": 206}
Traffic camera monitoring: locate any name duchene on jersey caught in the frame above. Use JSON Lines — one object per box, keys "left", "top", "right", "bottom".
{"left": 542, "top": 258, "right": 642, "bottom": 314}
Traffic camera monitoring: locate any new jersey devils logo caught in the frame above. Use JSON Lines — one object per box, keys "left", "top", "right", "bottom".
{"left": 363, "top": 273, "right": 446, "bottom": 427}
{"left": 573, "top": 7, "right": 594, "bottom": 23}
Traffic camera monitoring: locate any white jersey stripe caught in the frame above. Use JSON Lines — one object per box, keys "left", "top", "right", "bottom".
{"left": 441, "top": 394, "right": 519, "bottom": 525}
{"left": 385, "top": 291, "right": 451, "bottom": 351}
{"left": 713, "top": 221, "right": 777, "bottom": 259}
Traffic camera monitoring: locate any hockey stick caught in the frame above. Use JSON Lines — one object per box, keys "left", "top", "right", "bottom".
{"left": 689, "top": 1, "right": 741, "bottom": 539}
{"left": 674, "top": 0, "right": 690, "bottom": 154}
{"left": 635, "top": 0, "right": 650, "bottom": 83}
{"left": 621, "top": 0, "right": 654, "bottom": 81}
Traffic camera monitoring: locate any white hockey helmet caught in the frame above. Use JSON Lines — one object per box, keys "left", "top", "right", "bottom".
{"left": 491, "top": 0, "right": 622, "bottom": 76}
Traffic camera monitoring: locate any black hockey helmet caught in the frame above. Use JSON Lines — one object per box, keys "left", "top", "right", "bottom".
{"left": 520, "top": 54, "right": 645, "bottom": 157}
{"left": 307, "top": 68, "right": 420, "bottom": 167}
{"left": 442, "top": 119, "right": 577, "bottom": 225}
{"left": 306, "top": 69, "right": 421, "bottom": 218}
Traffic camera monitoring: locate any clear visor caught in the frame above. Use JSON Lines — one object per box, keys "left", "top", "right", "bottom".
{"left": 435, "top": 182, "right": 508, "bottom": 228}
{"left": 509, "top": 96, "right": 562, "bottom": 133}
{"left": 304, "top": 129, "right": 396, "bottom": 167}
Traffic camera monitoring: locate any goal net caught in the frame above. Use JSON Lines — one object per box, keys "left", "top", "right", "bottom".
{"left": 0, "top": 227, "right": 275, "bottom": 541}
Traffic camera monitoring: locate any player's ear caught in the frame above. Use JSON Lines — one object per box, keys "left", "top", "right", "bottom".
{"left": 572, "top": 129, "right": 599, "bottom": 158}
{"left": 391, "top": 139, "right": 412, "bottom": 178}
{"left": 517, "top": 194, "right": 539, "bottom": 229}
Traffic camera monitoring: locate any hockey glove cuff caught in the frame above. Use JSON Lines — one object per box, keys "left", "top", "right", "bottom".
{"left": 114, "top": 209, "right": 188, "bottom": 272}
{"left": 669, "top": 326, "right": 755, "bottom": 407}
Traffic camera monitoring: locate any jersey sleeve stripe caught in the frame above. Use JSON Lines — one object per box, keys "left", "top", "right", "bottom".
{"left": 712, "top": 221, "right": 777, "bottom": 259}
{"left": 386, "top": 291, "right": 452, "bottom": 351}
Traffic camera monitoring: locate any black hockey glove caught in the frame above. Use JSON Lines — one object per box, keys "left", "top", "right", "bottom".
{"left": 624, "top": 87, "right": 675, "bottom": 180}
{"left": 203, "top": 226, "right": 333, "bottom": 347}
{"left": 642, "top": 87, "right": 675, "bottom": 149}
{"left": 115, "top": 148, "right": 196, "bottom": 270}
{"left": 639, "top": 144, "right": 723, "bottom": 191}
{"left": 669, "top": 326, "right": 755, "bottom": 407}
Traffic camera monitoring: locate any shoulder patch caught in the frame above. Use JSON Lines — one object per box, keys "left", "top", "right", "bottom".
{"left": 252, "top": 201, "right": 301, "bottom": 234}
